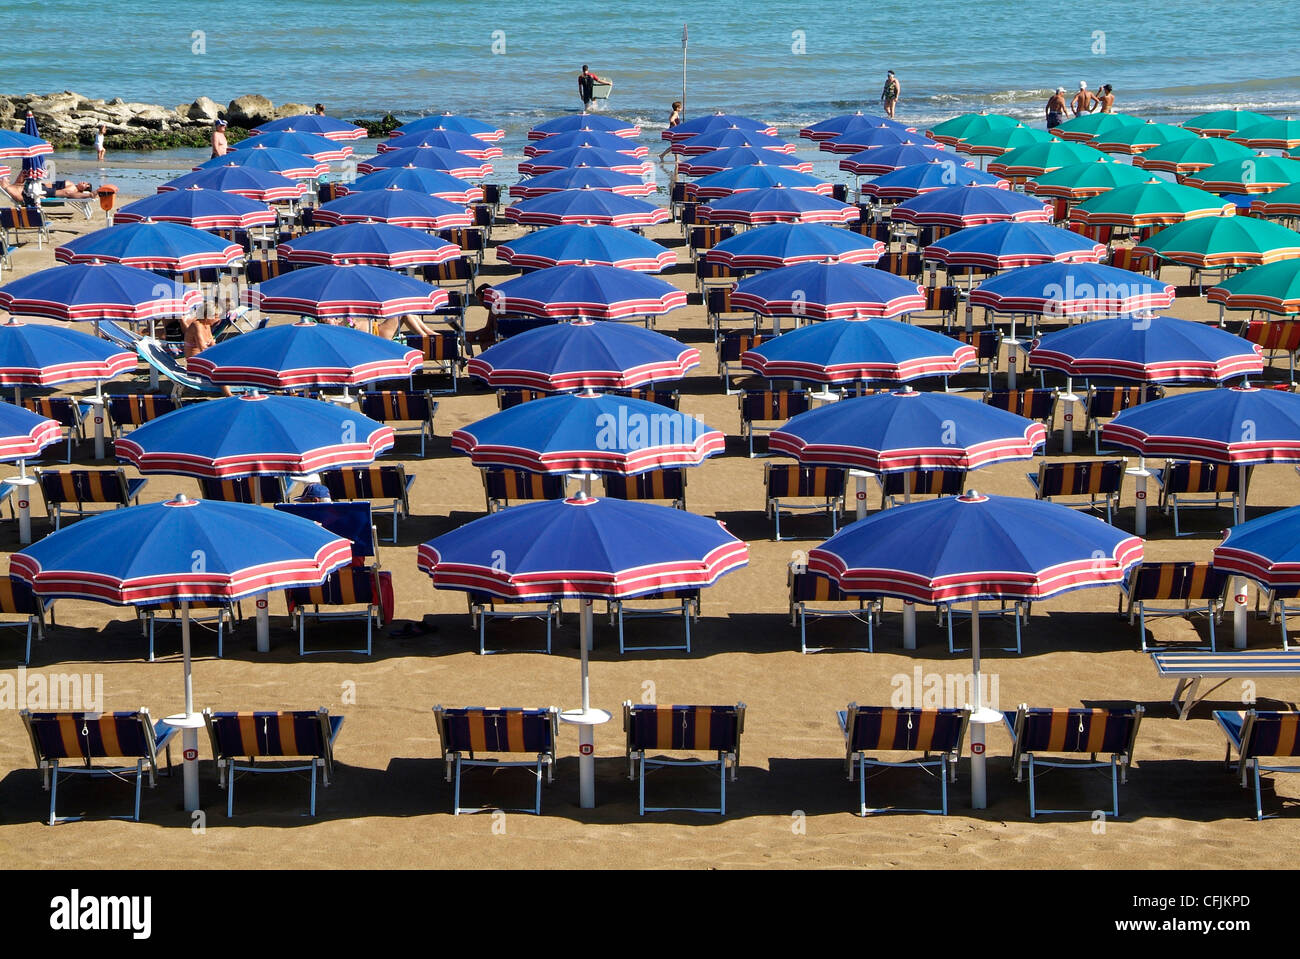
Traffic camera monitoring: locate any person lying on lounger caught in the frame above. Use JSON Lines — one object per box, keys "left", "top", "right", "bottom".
{"left": 374, "top": 313, "right": 437, "bottom": 340}
{"left": 29, "top": 179, "right": 96, "bottom": 200}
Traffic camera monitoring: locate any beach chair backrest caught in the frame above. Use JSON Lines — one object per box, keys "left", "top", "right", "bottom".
{"left": 695, "top": 259, "right": 734, "bottom": 283}
{"left": 107, "top": 394, "right": 177, "bottom": 428}
{"left": 435, "top": 706, "right": 557, "bottom": 754}
{"left": 428, "top": 258, "right": 474, "bottom": 284}
{"left": 205, "top": 709, "right": 330, "bottom": 759}
{"left": 496, "top": 388, "right": 550, "bottom": 410}
{"left": 874, "top": 252, "right": 921, "bottom": 278}
{"left": 846, "top": 705, "right": 968, "bottom": 753}
{"left": 720, "top": 331, "right": 766, "bottom": 362}
{"left": 1017, "top": 706, "right": 1142, "bottom": 756}
{"left": 767, "top": 464, "right": 846, "bottom": 499}
{"left": 360, "top": 391, "right": 436, "bottom": 425}
{"left": 610, "top": 388, "right": 679, "bottom": 410}
{"left": 741, "top": 390, "right": 810, "bottom": 423}
{"left": 274, "top": 501, "right": 376, "bottom": 562}
{"left": 984, "top": 388, "right": 1054, "bottom": 420}
{"left": 602, "top": 468, "right": 685, "bottom": 502}
{"left": 852, "top": 220, "right": 890, "bottom": 242}
{"left": 289, "top": 566, "right": 376, "bottom": 608}
{"left": 948, "top": 328, "right": 1000, "bottom": 360}
{"left": 789, "top": 567, "right": 852, "bottom": 603}
{"left": 1166, "top": 460, "right": 1241, "bottom": 494}
{"left": 198, "top": 475, "right": 285, "bottom": 504}
{"left": 882, "top": 469, "right": 967, "bottom": 496}
{"left": 482, "top": 468, "right": 565, "bottom": 505}
{"left": 402, "top": 333, "right": 460, "bottom": 363}
{"left": 689, "top": 225, "right": 733, "bottom": 252}
{"left": 706, "top": 285, "right": 740, "bottom": 316}
{"left": 1109, "top": 248, "right": 1149, "bottom": 272}
{"left": 22, "top": 710, "right": 155, "bottom": 762}
{"left": 496, "top": 316, "right": 560, "bottom": 340}
{"left": 243, "top": 259, "right": 293, "bottom": 283}
{"left": 320, "top": 465, "right": 409, "bottom": 504}
{"left": 23, "top": 396, "right": 80, "bottom": 428}
{"left": 1239, "top": 711, "right": 1300, "bottom": 759}
{"left": 1127, "top": 562, "right": 1228, "bottom": 603}
{"left": 0, "top": 575, "right": 41, "bottom": 615}
{"left": 625, "top": 704, "right": 743, "bottom": 753}
{"left": 38, "top": 469, "right": 127, "bottom": 506}
{"left": 924, "top": 285, "right": 958, "bottom": 311}
{"left": 1037, "top": 460, "right": 1124, "bottom": 497}
{"left": 0, "top": 207, "right": 46, "bottom": 230}
{"left": 1242, "top": 320, "right": 1300, "bottom": 353}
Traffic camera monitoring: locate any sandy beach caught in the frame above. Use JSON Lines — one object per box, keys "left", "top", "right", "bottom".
{"left": 0, "top": 191, "right": 1296, "bottom": 873}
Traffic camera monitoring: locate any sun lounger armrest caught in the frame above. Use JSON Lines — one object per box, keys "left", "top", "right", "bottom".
{"left": 126, "top": 478, "right": 149, "bottom": 502}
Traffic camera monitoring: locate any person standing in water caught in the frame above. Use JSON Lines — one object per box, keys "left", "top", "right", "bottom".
{"left": 880, "top": 70, "right": 901, "bottom": 119}
{"left": 210, "top": 118, "right": 228, "bottom": 158}
{"left": 1071, "top": 81, "right": 1096, "bottom": 117}
{"left": 1097, "top": 84, "right": 1115, "bottom": 113}
{"left": 578, "top": 65, "right": 607, "bottom": 111}
{"left": 94, "top": 124, "right": 106, "bottom": 163}
{"left": 658, "top": 100, "right": 682, "bottom": 161}
{"left": 1046, "top": 88, "right": 1068, "bottom": 130}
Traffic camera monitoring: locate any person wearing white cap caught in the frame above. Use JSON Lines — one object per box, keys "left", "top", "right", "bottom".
{"left": 1046, "top": 87, "right": 1068, "bottom": 129}
{"left": 1071, "top": 81, "right": 1096, "bottom": 117}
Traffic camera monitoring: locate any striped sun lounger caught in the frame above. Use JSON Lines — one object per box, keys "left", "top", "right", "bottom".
{"left": 1214, "top": 709, "right": 1300, "bottom": 819}
{"left": 1151, "top": 650, "right": 1300, "bottom": 720}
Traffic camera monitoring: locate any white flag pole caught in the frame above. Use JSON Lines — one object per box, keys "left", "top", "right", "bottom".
{"left": 681, "top": 25, "right": 688, "bottom": 116}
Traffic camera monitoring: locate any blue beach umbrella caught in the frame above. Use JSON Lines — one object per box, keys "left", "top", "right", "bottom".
{"left": 466, "top": 319, "right": 699, "bottom": 391}
{"left": 678, "top": 148, "right": 813, "bottom": 177}
{"left": 840, "top": 144, "right": 963, "bottom": 176}
{"left": 480, "top": 263, "right": 687, "bottom": 320}
{"left": 518, "top": 147, "right": 648, "bottom": 177}
{"left": 740, "top": 318, "right": 977, "bottom": 385}
{"left": 113, "top": 187, "right": 276, "bottom": 231}
{"left": 1028, "top": 315, "right": 1264, "bottom": 383}
{"left": 504, "top": 189, "right": 670, "bottom": 228}
{"left": 822, "top": 126, "right": 941, "bottom": 155}
{"left": 0, "top": 320, "right": 136, "bottom": 388}
{"left": 509, "top": 166, "right": 655, "bottom": 199}
{"left": 391, "top": 114, "right": 505, "bottom": 141}
{"left": 0, "top": 260, "right": 202, "bottom": 321}
{"left": 0, "top": 125, "right": 53, "bottom": 160}
{"left": 233, "top": 131, "right": 352, "bottom": 162}
{"left": 450, "top": 391, "right": 724, "bottom": 475}
{"left": 700, "top": 185, "right": 859, "bottom": 225}
{"left": 671, "top": 128, "right": 796, "bottom": 156}
{"left": 704, "top": 222, "right": 883, "bottom": 269}
{"left": 0, "top": 400, "right": 62, "bottom": 459}
{"left": 689, "top": 163, "right": 832, "bottom": 199}
{"left": 21, "top": 112, "right": 48, "bottom": 181}
{"left": 923, "top": 222, "right": 1108, "bottom": 271}
{"left": 807, "top": 490, "right": 1143, "bottom": 808}
{"left": 114, "top": 392, "right": 395, "bottom": 479}
{"left": 158, "top": 165, "right": 306, "bottom": 202}
{"left": 345, "top": 166, "right": 482, "bottom": 204}
{"left": 529, "top": 114, "right": 642, "bottom": 140}
{"left": 277, "top": 221, "right": 462, "bottom": 269}
{"left": 730, "top": 261, "right": 925, "bottom": 320}
{"left": 245, "top": 263, "right": 448, "bottom": 319}
{"left": 252, "top": 114, "right": 367, "bottom": 141}
{"left": 196, "top": 147, "right": 327, "bottom": 179}
{"left": 496, "top": 224, "right": 676, "bottom": 272}
{"left": 968, "top": 261, "right": 1175, "bottom": 317}
{"left": 187, "top": 319, "right": 422, "bottom": 389}
{"left": 860, "top": 161, "right": 1009, "bottom": 200}
{"left": 313, "top": 187, "right": 473, "bottom": 229}
{"left": 55, "top": 221, "right": 244, "bottom": 272}
{"left": 1215, "top": 505, "right": 1300, "bottom": 591}
{"left": 523, "top": 131, "right": 648, "bottom": 157}
{"left": 768, "top": 387, "right": 1047, "bottom": 472}
{"left": 800, "top": 112, "right": 912, "bottom": 140}
{"left": 891, "top": 185, "right": 1053, "bottom": 228}
{"left": 12, "top": 494, "right": 353, "bottom": 810}
{"left": 662, "top": 112, "right": 774, "bottom": 142}
{"left": 377, "top": 129, "right": 502, "bottom": 159}
{"left": 356, "top": 146, "right": 492, "bottom": 179}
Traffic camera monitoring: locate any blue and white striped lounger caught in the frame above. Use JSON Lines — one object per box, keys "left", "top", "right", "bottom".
{"left": 1151, "top": 650, "right": 1300, "bottom": 720}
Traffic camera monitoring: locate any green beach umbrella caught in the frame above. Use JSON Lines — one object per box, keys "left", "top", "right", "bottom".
{"left": 988, "top": 140, "right": 1108, "bottom": 178}
{"left": 1135, "top": 215, "right": 1300, "bottom": 269}
{"left": 1183, "top": 155, "right": 1300, "bottom": 194}
{"left": 1135, "top": 136, "right": 1256, "bottom": 175}
{"left": 1071, "top": 181, "right": 1233, "bottom": 227}
{"left": 1229, "top": 117, "right": 1300, "bottom": 151}
{"left": 1207, "top": 260, "right": 1300, "bottom": 315}
{"left": 955, "top": 125, "right": 1053, "bottom": 158}
{"left": 1093, "top": 120, "right": 1198, "bottom": 155}
{"left": 1027, "top": 161, "right": 1157, "bottom": 199}
{"left": 1183, "top": 108, "right": 1274, "bottom": 138}
{"left": 1051, "top": 112, "right": 1142, "bottom": 143}
{"left": 926, "top": 112, "right": 1019, "bottom": 147}
{"left": 1250, "top": 182, "right": 1300, "bottom": 219}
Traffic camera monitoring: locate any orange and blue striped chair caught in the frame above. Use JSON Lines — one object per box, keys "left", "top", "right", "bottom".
{"left": 466, "top": 590, "right": 560, "bottom": 655}
{"left": 606, "top": 588, "right": 700, "bottom": 653}
{"left": 241, "top": 258, "right": 294, "bottom": 283}
{"left": 105, "top": 393, "right": 177, "bottom": 438}
{"left": 982, "top": 388, "right": 1058, "bottom": 431}
{"left": 945, "top": 328, "right": 1002, "bottom": 389}
{"left": 740, "top": 389, "right": 810, "bottom": 457}
{"left": 764, "top": 463, "right": 846, "bottom": 541}
{"left": 20, "top": 708, "right": 177, "bottom": 825}
{"left": 622, "top": 702, "right": 746, "bottom": 815}
{"left": 197, "top": 475, "right": 288, "bottom": 505}
{"left": 874, "top": 251, "right": 922, "bottom": 279}
{"left": 1240, "top": 319, "right": 1300, "bottom": 383}
{"left": 23, "top": 396, "right": 91, "bottom": 462}
{"left": 136, "top": 599, "right": 239, "bottom": 661}
{"left": 1003, "top": 704, "right": 1144, "bottom": 818}
{"left": 318, "top": 464, "right": 415, "bottom": 541}
{"left": 402, "top": 333, "right": 462, "bottom": 392}
{"left": 1214, "top": 709, "right": 1300, "bottom": 819}
{"left": 1153, "top": 460, "right": 1247, "bottom": 537}
{"left": 438, "top": 225, "right": 486, "bottom": 261}
{"left": 687, "top": 223, "right": 734, "bottom": 259}
{"left": 0, "top": 205, "right": 50, "bottom": 249}
{"left": 601, "top": 468, "right": 686, "bottom": 510}
{"left": 420, "top": 256, "right": 476, "bottom": 296}
{"left": 1083, "top": 385, "right": 1165, "bottom": 454}
{"left": 838, "top": 704, "right": 971, "bottom": 816}
{"left": 433, "top": 705, "right": 560, "bottom": 815}
{"left": 496, "top": 388, "right": 551, "bottom": 410}
{"left": 706, "top": 285, "right": 759, "bottom": 342}
{"left": 609, "top": 387, "right": 680, "bottom": 410}
{"left": 789, "top": 564, "right": 877, "bottom": 654}
{"left": 718, "top": 331, "right": 768, "bottom": 393}
{"left": 202, "top": 707, "right": 343, "bottom": 817}
{"left": 1121, "top": 561, "right": 1228, "bottom": 652}
{"left": 0, "top": 574, "right": 54, "bottom": 665}
{"left": 286, "top": 566, "right": 382, "bottom": 656}
{"left": 695, "top": 257, "right": 737, "bottom": 293}
{"left": 877, "top": 468, "right": 968, "bottom": 509}
{"left": 482, "top": 467, "right": 567, "bottom": 512}
{"left": 1027, "top": 458, "right": 1127, "bottom": 524}
{"left": 36, "top": 467, "right": 149, "bottom": 530}
{"left": 359, "top": 391, "right": 438, "bottom": 457}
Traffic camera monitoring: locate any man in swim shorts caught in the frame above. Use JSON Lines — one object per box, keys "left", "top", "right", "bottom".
{"left": 1046, "top": 88, "right": 1068, "bottom": 130}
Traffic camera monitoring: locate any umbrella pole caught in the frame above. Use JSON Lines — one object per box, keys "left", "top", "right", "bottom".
{"left": 969, "top": 599, "right": 988, "bottom": 809}
{"left": 902, "top": 486, "right": 916, "bottom": 649}
{"left": 9, "top": 458, "right": 35, "bottom": 544}
{"left": 89, "top": 380, "right": 106, "bottom": 460}
{"left": 1234, "top": 483, "right": 1250, "bottom": 649}
{"left": 248, "top": 481, "right": 273, "bottom": 652}
{"left": 1061, "top": 376, "right": 1076, "bottom": 453}
{"left": 1127, "top": 455, "right": 1150, "bottom": 536}
{"left": 579, "top": 599, "right": 596, "bottom": 808}
{"left": 181, "top": 599, "right": 200, "bottom": 812}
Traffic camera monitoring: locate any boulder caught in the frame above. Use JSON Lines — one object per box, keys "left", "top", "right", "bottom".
{"left": 187, "top": 96, "right": 222, "bottom": 122}
{"left": 226, "top": 94, "right": 276, "bottom": 127}
{"left": 0, "top": 97, "right": 14, "bottom": 124}
{"left": 27, "top": 91, "right": 79, "bottom": 116}
{"left": 126, "top": 105, "right": 174, "bottom": 131}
